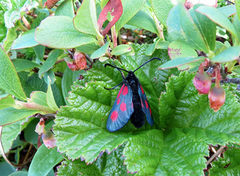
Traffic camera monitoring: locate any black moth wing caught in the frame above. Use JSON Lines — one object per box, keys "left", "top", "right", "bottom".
{"left": 106, "top": 83, "right": 134, "bottom": 132}
{"left": 138, "top": 84, "right": 154, "bottom": 126}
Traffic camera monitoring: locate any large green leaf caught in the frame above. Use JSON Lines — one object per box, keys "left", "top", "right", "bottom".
{"left": 151, "top": 0, "right": 174, "bottom": 27}
{"left": 73, "top": 0, "right": 100, "bottom": 36}
{"left": 55, "top": 0, "right": 74, "bottom": 18}
{"left": 54, "top": 45, "right": 172, "bottom": 163}
{"left": 189, "top": 4, "right": 216, "bottom": 52}
{"left": 0, "top": 47, "right": 26, "bottom": 100}
{"left": 28, "top": 145, "right": 63, "bottom": 176}
{"left": 0, "top": 107, "right": 39, "bottom": 126}
{"left": 126, "top": 10, "right": 158, "bottom": 34}
{"left": 115, "top": 0, "right": 146, "bottom": 32}
{"left": 211, "top": 46, "right": 240, "bottom": 63}
{"left": 124, "top": 129, "right": 208, "bottom": 175}
{"left": 167, "top": 4, "right": 208, "bottom": 53}
{"left": 11, "top": 29, "right": 39, "bottom": 49}
{"left": 36, "top": 16, "right": 97, "bottom": 49}
{"left": 196, "top": 6, "right": 239, "bottom": 42}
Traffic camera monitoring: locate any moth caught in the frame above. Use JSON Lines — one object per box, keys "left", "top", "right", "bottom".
{"left": 105, "top": 57, "right": 161, "bottom": 132}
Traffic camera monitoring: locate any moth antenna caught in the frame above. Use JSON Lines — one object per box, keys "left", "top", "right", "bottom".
{"left": 133, "top": 57, "right": 161, "bottom": 73}
{"left": 104, "top": 63, "right": 129, "bottom": 73}
{"left": 104, "top": 82, "right": 123, "bottom": 90}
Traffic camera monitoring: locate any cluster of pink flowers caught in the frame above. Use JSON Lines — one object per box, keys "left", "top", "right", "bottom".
{"left": 193, "top": 59, "right": 226, "bottom": 112}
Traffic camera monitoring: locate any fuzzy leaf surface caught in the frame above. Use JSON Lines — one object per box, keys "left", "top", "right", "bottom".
{"left": 54, "top": 44, "right": 172, "bottom": 163}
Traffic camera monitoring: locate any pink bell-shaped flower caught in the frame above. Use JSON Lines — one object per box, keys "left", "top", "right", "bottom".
{"left": 193, "top": 72, "right": 211, "bottom": 94}
{"left": 208, "top": 86, "right": 226, "bottom": 112}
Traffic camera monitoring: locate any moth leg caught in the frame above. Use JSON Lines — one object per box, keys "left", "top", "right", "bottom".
{"left": 104, "top": 82, "right": 123, "bottom": 90}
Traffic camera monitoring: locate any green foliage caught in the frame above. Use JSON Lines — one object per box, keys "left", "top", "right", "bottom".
{"left": 0, "top": 0, "right": 240, "bottom": 175}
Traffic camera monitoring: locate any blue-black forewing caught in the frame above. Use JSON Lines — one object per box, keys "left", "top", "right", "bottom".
{"left": 138, "top": 84, "right": 154, "bottom": 126}
{"left": 107, "top": 83, "right": 134, "bottom": 132}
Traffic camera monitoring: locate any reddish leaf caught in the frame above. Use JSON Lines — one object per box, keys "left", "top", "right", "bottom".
{"left": 44, "top": 0, "right": 60, "bottom": 9}
{"left": 97, "top": 0, "right": 123, "bottom": 36}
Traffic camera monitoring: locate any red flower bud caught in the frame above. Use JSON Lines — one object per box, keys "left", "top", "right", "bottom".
{"left": 208, "top": 86, "right": 226, "bottom": 112}
{"left": 35, "top": 118, "right": 46, "bottom": 135}
{"left": 193, "top": 72, "right": 211, "bottom": 94}
{"left": 42, "top": 131, "right": 56, "bottom": 148}
{"left": 67, "top": 61, "right": 79, "bottom": 71}
{"left": 74, "top": 51, "right": 87, "bottom": 70}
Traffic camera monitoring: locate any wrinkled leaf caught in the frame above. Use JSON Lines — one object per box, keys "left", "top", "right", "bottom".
{"left": 57, "top": 145, "right": 128, "bottom": 175}
{"left": 54, "top": 45, "right": 171, "bottom": 163}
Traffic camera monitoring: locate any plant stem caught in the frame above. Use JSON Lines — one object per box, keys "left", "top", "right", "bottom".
{"left": 17, "top": 21, "right": 28, "bottom": 32}
{"left": 111, "top": 25, "right": 117, "bottom": 48}
{"left": 152, "top": 12, "right": 164, "bottom": 40}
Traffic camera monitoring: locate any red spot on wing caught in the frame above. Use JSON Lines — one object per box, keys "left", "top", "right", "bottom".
{"left": 141, "top": 99, "right": 144, "bottom": 108}
{"left": 131, "top": 102, "right": 133, "bottom": 108}
{"left": 122, "top": 86, "right": 128, "bottom": 95}
{"left": 140, "top": 85, "right": 144, "bottom": 94}
{"left": 117, "top": 85, "right": 124, "bottom": 99}
{"left": 149, "top": 108, "right": 152, "bottom": 115}
{"left": 110, "top": 111, "right": 118, "bottom": 121}
{"left": 117, "top": 98, "right": 121, "bottom": 105}
{"left": 145, "top": 100, "right": 148, "bottom": 109}
{"left": 120, "top": 102, "right": 127, "bottom": 111}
